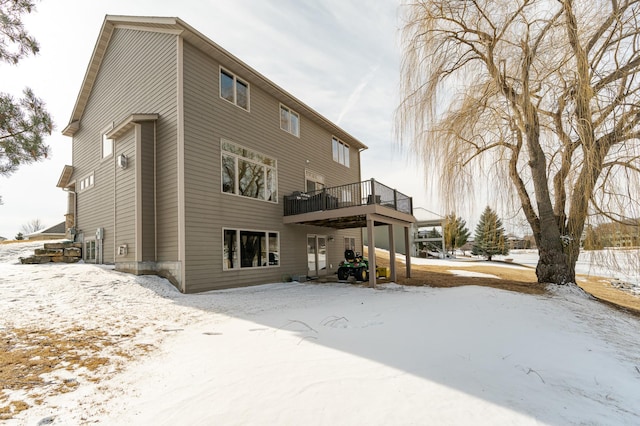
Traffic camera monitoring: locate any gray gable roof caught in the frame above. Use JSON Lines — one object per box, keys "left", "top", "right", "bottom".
{"left": 43, "top": 222, "right": 67, "bottom": 234}
{"left": 26, "top": 222, "right": 66, "bottom": 237}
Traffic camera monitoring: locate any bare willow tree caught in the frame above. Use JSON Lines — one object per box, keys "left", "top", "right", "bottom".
{"left": 397, "top": 0, "right": 640, "bottom": 284}
{"left": 20, "top": 218, "right": 44, "bottom": 234}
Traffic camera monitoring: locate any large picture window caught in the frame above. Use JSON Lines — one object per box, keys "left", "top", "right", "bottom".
{"left": 224, "top": 229, "right": 279, "bottom": 269}
{"left": 332, "top": 137, "right": 350, "bottom": 167}
{"left": 221, "top": 140, "right": 277, "bottom": 202}
{"left": 220, "top": 68, "right": 249, "bottom": 110}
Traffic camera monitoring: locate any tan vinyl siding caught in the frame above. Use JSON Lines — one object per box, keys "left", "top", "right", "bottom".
{"left": 71, "top": 28, "right": 178, "bottom": 263}
{"left": 182, "top": 41, "right": 222, "bottom": 291}
{"left": 75, "top": 163, "right": 115, "bottom": 262}
{"left": 140, "top": 122, "right": 156, "bottom": 261}
{"left": 114, "top": 130, "right": 136, "bottom": 261}
{"left": 181, "top": 41, "right": 362, "bottom": 292}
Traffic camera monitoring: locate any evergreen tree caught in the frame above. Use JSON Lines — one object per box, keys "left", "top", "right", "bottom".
{"left": 426, "top": 227, "right": 441, "bottom": 238}
{"left": 472, "top": 206, "right": 508, "bottom": 261}
{"left": 443, "top": 214, "right": 470, "bottom": 255}
{"left": 15, "top": 232, "right": 24, "bottom": 240}
{"left": 0, "top": 1, "right": 52, "bottom": 177}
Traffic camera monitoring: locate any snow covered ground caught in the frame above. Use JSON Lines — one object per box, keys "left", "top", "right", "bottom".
{"left": 2, "top": 241, "right": 640, "bottom": 425}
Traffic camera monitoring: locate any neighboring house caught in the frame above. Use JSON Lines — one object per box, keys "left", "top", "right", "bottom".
{"left": 0, "top": 236, "right": 7, "bottom": 242}
{"left": 364, "top": 207, "right": 445, "bottom": 257}
{"left": 25, "top": 222, "right": 67, "bottom": 241}
{"left": 459, "top": 239, "right": 474, "bottom": 255}
{"left": 506, "top": 234, "right": 529, "bottom": 250}
{"left": 57, "top": 16, "right": 415, "bottom": 293}
{"left": 584, "top": 220, "right": 640, "bottom": 248}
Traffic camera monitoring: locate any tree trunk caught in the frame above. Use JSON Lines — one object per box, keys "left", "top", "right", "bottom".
{"left": 536, "top": 239, "right": 574, "bottom": 284}
{"left": 533, "top": 197, "right": 575, "bottom": 284}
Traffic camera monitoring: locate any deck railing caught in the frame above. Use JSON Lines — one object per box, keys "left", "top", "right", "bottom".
{"left": 283, "top": 178, "right": 413, "bottom": 216}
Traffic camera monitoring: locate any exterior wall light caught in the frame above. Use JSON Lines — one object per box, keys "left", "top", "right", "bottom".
{"left": 117, "top": 153, "right": 128, "bottom": 169}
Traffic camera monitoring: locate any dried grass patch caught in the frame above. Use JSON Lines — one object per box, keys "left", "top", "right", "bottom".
{"left": 368, "top": 249, "right": 546, "bottom": 295}
{"left": 576, "top": 277, "right": 640, "bottom": 316}
{"left": 0, "top": 325, "right": 152, "bottom": 420}
{"left": 369, "top": 249, "right": 640, "bottom": 313}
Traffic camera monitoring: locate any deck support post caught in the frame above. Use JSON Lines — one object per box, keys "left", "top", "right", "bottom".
{"left": 367, "top": 215, "right": 377, "bottom": 288}
{"left": 405, "top": 226, "right": 411, "bottom": 278}
{"left": 388, "top": 224, "right": 396, "bottom": 282}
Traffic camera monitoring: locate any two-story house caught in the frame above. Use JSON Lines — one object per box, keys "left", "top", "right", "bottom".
{"left": 57, "top": 16, "right": 415, "bottom": 293}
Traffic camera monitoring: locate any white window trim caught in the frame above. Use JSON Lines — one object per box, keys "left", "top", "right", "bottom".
{"left": 220, "top": 139, "right": 278, "bottom": 203}
{"left": 280, "top": 103, "right": 300, "bottom": 137}
{"left": 345, "top": 237, "right": 356, "bottom": 251}
{"left": 219, "top": 67, "right": 250, "bottom": 111}
{"left": 77, "top": 172, "right": 95, "bottom": 193}
{"left": 332, "top": 136, "right": 350, "bottom": 167}
{"left": 305, "top": 169, "right": 325, "bottom": 192}
{"left": 101, "top": 124, "right": 114, "bottom": 161}
{"left": 222, "top": 228, "right": 280, "bottom": 270}
{"left": 84, "top": 238, "right": 97, "bottom": 263}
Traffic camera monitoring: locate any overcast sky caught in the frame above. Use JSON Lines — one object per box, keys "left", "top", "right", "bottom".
{"left": 0, "top": 0, "right": 449, "bottom": 239}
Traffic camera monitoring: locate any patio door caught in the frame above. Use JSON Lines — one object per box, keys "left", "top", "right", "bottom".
{"left": 307, "top": 235, "right": 327, "bottom": 277}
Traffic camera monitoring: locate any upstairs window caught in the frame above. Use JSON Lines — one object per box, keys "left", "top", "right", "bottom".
{"left": 332, "top": 137, "right": 350, "bottom": 167}
{"left": 220, "top": 68, "right": 249, "bottom": 110}
{"left": 280, "top": 104, "right": 300, "bottom": 136}
{"left": 101, "top": 125, "right": 113, "bottom": 159}
{"left": 221, "top": 140, "right": 277, "bottom": 202}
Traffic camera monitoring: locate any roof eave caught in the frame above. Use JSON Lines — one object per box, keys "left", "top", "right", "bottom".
{"left": 62, "top": 121, "right": 79, "bottom": 137}
{"left": 63, "top": 15, "right": 368, "bottom": 150}
{"left": 106, "top": 113, "right": 159, "bottom": 139}
{"left": 56, "top": 165, "right": 74, "bottom": 188}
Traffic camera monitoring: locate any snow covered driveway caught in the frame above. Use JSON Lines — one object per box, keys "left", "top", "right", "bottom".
{"left": 2, "top": 241, "right": 640, "bottom": 425}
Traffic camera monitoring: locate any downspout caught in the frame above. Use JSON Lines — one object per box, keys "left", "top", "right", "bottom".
{"left": 154, "top": 120, "right": 158, "bottom": 262}
{"left": 113, "top": 140, "right": 117, "bottom": 264}
{"left": 176, "top": 34, "right": 186, "bottom": 292}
